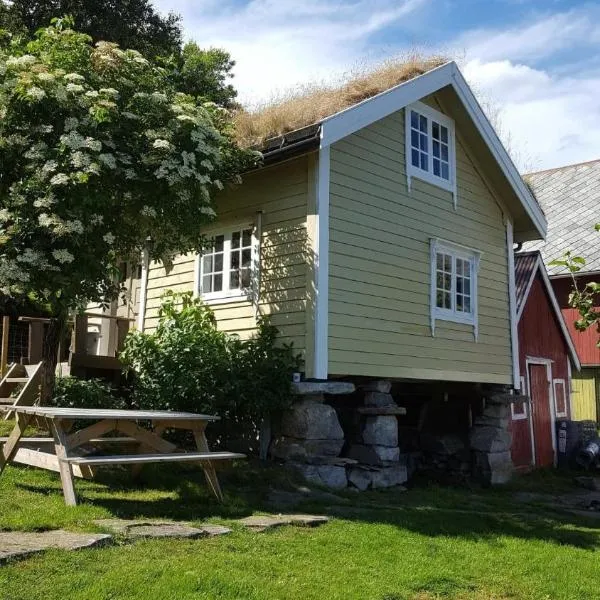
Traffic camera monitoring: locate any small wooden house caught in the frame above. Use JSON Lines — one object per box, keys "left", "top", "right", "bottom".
{"left": 525, "top": 159, "right": 600, "bottom": 423}
{"left": 512, "top": 251, "right": 580, "bottom": 468}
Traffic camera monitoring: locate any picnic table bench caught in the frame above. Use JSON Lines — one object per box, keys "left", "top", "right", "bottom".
{"left": 0, "top": 406, "right": 245, "bottom": 506}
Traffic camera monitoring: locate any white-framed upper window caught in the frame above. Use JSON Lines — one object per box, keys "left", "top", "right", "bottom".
{"left": 430, "top": 238, "right": 480, "bottom": 337}
{"left": 197, "top": 224, "right": 258, "bottom": 301}
{"left": 512, "top": 375, "right": 528, "bottom": 420}
{"left": 553, "top": 379, "right": 568, "bottom": 418}
{"left": 405, "top": 101, "right": 456, "bottom": 202}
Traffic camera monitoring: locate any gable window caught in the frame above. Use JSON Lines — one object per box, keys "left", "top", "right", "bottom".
{"left": 430, "top": 238, "right": 480, "bottom": 337}
{"left": 405, "top": 101, "right": 456, "bottom": 202}
{"left": 198, "top": 225, "right": 257, "bottom": 301}
{"left": 553, "top": 379, "right": 567, "bottom": 418}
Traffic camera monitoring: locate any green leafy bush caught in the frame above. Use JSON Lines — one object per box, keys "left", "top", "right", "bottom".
{"left": 120, "top": 292, "right": 302, "bottom": 448}
{"left": 52, "top": 376, "right": 125, "bottom": 409}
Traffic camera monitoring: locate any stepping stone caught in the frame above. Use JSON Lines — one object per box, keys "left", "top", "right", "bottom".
{"left": 93, "top": 519, "right": 231, "bottom": 539}
{"left": 239, "top": 514, "right": 329, "bottom": 532}
{"left": 0, "top": 530, "right": 111, "bottom": 564}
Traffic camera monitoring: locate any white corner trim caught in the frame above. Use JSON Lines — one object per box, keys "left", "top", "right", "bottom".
{"left": 136, "top": 248, "right": 150, "bottom": 332}
{"left": 313, "top": 141, "right": 330, "bottom": 380}
{"left": 506, "top": 220, "right": 520, "bottom": 389}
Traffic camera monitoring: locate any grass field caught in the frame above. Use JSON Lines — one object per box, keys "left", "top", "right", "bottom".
{"left": 0, "top": 454, "right": 599, "bottom": 600}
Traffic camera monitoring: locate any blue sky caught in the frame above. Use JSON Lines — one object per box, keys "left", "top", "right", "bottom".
{"left": 153, "top": 0, "right": 600, "bottom": 171}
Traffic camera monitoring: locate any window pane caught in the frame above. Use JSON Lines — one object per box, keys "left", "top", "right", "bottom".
{"left": 441, "top": 145, "right": 448, "bottom": 162}
{"left": 411, "top": 130, "right": 419, "bottom": 147}
{"left": 444, "top": 254, "right": 451, "bottom": 271}
{"left": 242, "top": 248, "right": 252, "bottom": 267}
{"left": 214, "top": 253, "right": 223, "bottom": 272}
{"left": 202, "top": 255, "right": 213, "bottom": 273}
{"left": 231, "top": 251, "right": 239, "bottom": 269}
{"left": 412, "top": 148, "right": 420, "bottom": 167}
{"left": 231, "top": 231, "right": 240, "bottom": 249}
{"left": 420, "top": 153, "right": 428, "bottom": 171}
{"left": 411, "top": 110, "right": 418, "bottom": 128}
{"left": 456, "top": 295, "right": 463, "bottom": 311}
{"left": 433, "top": 159, "right": 440, "bottom": 176}
{"left": 441, "top": 126, "right": 448, "bottom": 143}
{"left": 437, "top": 254, "right": 444, "bottom": 270}
{"left": 213, "top": 273, "right": 223, "bottom": 291}
{"left": 433, "top": 140, "right": 440, "bottom": 158}
{"left": 432, "top": 122, "right": 439, "bottom": 139}
{"left": 214, "top": 235, "right": 224, "bottom": 252}
{"left": 241, "top": 268, "right": 251, "bottom": 288}
{"left": 230, "top": 270, "right": 239, "bottom": 289}
{"left": 441, "top": 163, "right": 449, "bottom": 180}
{"left": 419, "top": 114, "right": 427, "bottom": 132}
{"left": 202, "top": 274, "right": 212, "bottom": 292}
{"left": 420, "top": 134, "right": 428, "bottom": 152}
{"left": 242, "top": 229, "right": 252, "bottom": 247}
{"left": 463, "top": 297, "right": 471, "bottom": 312}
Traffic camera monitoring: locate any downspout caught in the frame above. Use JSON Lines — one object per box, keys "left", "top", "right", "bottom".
{"left": 506, "top": 219, "right": 520, "bottom": 389}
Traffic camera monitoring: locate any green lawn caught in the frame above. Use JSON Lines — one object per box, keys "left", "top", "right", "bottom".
{"left": 0, "top": 457, "right": 599, "bottom": 600}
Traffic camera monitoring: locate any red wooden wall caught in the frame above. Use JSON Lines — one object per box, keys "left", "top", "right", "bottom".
{"left": 512, "top": 275, "right": 571, "bottom": 468}
{"left": 552, "top": 276, "right": 600, "bottom": 366}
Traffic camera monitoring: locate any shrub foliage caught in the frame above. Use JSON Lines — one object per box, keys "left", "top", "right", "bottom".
{"left": 120, "top": 292, "right": 302, "bottom": 447}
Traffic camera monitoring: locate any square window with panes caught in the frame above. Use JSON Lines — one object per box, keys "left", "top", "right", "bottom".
{"left": 199, "top": 226, "right": 255, "bottom": 299}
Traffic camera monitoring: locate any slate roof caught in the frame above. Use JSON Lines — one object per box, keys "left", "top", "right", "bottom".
{"left": 514, "top": 251, "right": 538, "bottom": 315}
{"left": 523, "top": 159, "right": 600, "bottom": 275}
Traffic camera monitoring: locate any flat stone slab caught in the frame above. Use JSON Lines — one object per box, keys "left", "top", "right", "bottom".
{"left": 292, "top": 381, "right": 355, "bottom": 396}
{"left": 0, "top": 530, "right": 112, "bottom": 563}
{"left": 93, "top": 519, "right": 231, "bottom": 539}
{"left": 239, "top": 514, "right": 329, "bottom": 532}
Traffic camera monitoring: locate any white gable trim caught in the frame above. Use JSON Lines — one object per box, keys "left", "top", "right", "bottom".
{"left": 319, "top": 61, "right": 546, "bottom": 240}
{"left": 516, "top": 254, "right": 581, "bottom": 371}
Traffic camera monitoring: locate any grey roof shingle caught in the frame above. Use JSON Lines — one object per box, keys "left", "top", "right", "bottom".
{"left": 523, "top": 159, "right": 600, "bottom": 275}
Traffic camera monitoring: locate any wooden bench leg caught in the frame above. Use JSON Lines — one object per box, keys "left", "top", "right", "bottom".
{"left": 51, "top": 420, "right": 77, "bottom": 506}
{"left": 193, "top": 428, "right": 223, "bottom": 502}
{"left": 0, "top": 413, "right": 31, "bottom": 474}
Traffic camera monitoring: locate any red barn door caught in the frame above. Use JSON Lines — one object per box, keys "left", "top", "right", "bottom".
{"left": 529, "top": 363, "right": 555, "bottom": 467}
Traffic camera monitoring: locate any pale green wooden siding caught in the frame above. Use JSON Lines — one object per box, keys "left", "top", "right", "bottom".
{"left": 571, "top": 368, "right": 599, "bottom": 422}
{"left": 328, "top": 98, "right": 512, "bottom": 383}
{"left": 143, "top": 156, "right": 311, "bottom": 359}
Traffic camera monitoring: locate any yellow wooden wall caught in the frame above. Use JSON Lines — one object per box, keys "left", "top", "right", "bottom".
{"left": 570, "top": 368, "right": 600, "bottom": 421}
{"left": 327, "top": 93, "right": 513, "bottom": 383}
{"left": 142, "top": 156, "right": 312, "bottom": 365}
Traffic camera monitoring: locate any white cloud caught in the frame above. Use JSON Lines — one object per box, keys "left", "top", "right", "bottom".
{"left": 154, "top": 0, "right": 426, "bottom": 104}
{"left": 155, "top": 1, "right": 600, "bottom": 170}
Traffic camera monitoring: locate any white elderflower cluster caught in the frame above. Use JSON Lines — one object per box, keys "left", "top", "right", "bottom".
{"left": 60, "top": 131, "right": 85, "bottom": 150}
{"left": 65, "top": 83, "right": 85, "bottom": 94}
{"left": 64, "top": 73, "right": 85, "bottom": 82}
{"left": 41, "top": 160, "right": 58, "bottom": 176}
{"left": 103, "top": 232, "right": 115, "bottom": 245}
{"left": 90, "top": 214, "right": 104, "bottom": 225}
{"left": 6, "top": 54, "right": 36, "bottom": 69}
{"left": 26, "top": 86, "right": 46, "bottom": 101}
{"left": 0, "top": 208, "right": 12, "bottom": 222}
{"left": 52, "top": 249, "right": 74, "bottom": 264}
{"left": 50, "top": 173, "right": 70, "bottom": 186}
{"left": 200, "top": 159, "right": 213, "bottom": 171}
{"left": 98, "top": 153, "right": 117, "bottom": 169}
{"left": 151, "top": 92, "right": 167, "bottom": 103}
{"left": 71, "top": 151, "right": 91, "bottom": 169}
{"left": 36, "top": 72, "right": 55, "bottom": 82}
{"left": 33, "top": 196, "right": 56, "bottom": 209}
{"left": 17, "top": 248, "right": 43, "bottom": 265}
{"left": 153, "top": 139, "right": 171, "bottom": 150}
{"left": 84, "top": 138, "right": 102, "bottom": 152}
{"left": 200, "top": 206, "right": 216, "bottom": 217}
{"left": 99, "top": 88, "right": 119, "bottom": 98}
{"left": 140, "top": 205, "right": 157, "bottom": 218}
{"left": 64, "top": 117, "right": 79, "bottom": 131}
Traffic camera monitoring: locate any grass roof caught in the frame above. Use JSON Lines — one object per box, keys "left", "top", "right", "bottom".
{"left": 233, "top": 54, "right": 450, "bottom": 149}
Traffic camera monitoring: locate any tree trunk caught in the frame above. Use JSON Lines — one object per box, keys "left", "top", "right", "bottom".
{"left": 40, "top": 311, "right": 67, "bottom": 404}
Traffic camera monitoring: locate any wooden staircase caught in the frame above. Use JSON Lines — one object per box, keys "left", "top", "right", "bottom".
{"left": 0, "top": 362, "right": 42, "bottom": 420}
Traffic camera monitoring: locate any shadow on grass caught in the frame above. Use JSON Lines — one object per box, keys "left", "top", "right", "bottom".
{"left": 10, "top": 460, "right": 600, "bottom": 550}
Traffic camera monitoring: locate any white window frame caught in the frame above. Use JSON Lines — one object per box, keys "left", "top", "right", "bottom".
{"left": 405, "top": 101, "right": 457, "bottom": 206}
{"left": 553, "top": 378, "right": 568, "bottom": 418}
{"left": 512, "top": 375, "right": 528, "bottom": 420}
{"left": 430, "top": 238, "right": 481, "bottom": 338}
{"left": 195, "top": 222, "right": 259, "bottom": 303}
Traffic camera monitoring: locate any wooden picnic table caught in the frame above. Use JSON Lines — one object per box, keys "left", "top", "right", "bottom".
{"left": 0, "top": 406, "right": 245, "bottom": 506}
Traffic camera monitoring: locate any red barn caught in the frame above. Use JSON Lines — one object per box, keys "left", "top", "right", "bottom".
{"left": 512, "top": 251, "right": 580, "bottom": 468}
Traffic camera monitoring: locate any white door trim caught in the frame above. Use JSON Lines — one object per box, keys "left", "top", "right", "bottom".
{"left": 525, "top": 357, "right": 557, "bottom": 467}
